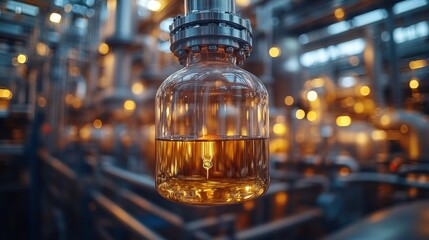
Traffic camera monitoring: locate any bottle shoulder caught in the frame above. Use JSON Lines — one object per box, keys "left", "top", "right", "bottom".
{"left": 157, "top": 62, "right": 267, "bottom": 95}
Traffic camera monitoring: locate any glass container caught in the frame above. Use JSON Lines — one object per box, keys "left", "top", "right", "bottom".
{"left": 155, "top": 47, "right": 269, "bottom": 205}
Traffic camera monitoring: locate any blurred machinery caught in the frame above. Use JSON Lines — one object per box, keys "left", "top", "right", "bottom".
{"left": 0, "top": 0, "right": 429, "bottom": 239}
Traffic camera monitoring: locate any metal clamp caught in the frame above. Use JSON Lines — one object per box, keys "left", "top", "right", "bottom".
{"left": 169, "top": 0, "right": 253, "bottom": 66}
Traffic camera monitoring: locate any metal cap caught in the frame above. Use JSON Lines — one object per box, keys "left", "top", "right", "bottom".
{"left": 185, "top": 0, "right": 235, "bottom": 15}
{"left": 170, "top": 0, "right": 253, "bottom": 66}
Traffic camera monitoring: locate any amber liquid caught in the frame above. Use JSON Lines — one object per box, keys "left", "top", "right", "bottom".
{"left": 155, "top": 138, "right": 269, "bottom": 205}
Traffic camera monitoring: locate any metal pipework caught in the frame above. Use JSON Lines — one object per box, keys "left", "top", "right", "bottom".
{"left": 101, "top": 162, "right": 155, "bottom": 189}
{"left": 170, "top": 0, "right": 252, "bottom": 66}
{"left": 373, "top": 109, "right": 429, "bottom": 162}
{"left": 337, "top": 172, "right": 429, "bottom": 189}
{"left": 115, "top": 0, "right": 135, "bottom": 39}
{"left": 111, "top": 0, "right": 136, "bottom": 90}
{"left": 100, "top": 0, "right": 138, "bottom": 107}
{"left": 119, "top": 189, "right": 236, "bottom": 237}
{"left": 326, "top": 201, "right": 429, "bottom": 240}
{"left": 92, "top": 191, "right": 165, "bottom": 240}
{"left": 235, "top": 208, "right": 323, "bottom": 240}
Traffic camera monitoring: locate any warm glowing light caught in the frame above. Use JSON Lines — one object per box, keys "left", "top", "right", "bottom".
{"left": 241, "top": 127, "right": 248, "bottom": 136}
{"left": 17, "top": 54, "right": 27, "bottom": 64}
{"left": 147, "top": 0, "right": 161, "bottom": 11}
{"left": 400, "top": 124, "right": 409, "bottom": 133}
{"left": 123, "top": 100, "right": 136, "bottom": 111}
{"left": 270, "top": 138, "right": 288, "bottom": 154}
{"left": 93, "top": 119, "right": 103, "bottom": 129}
{"left": 269, "top": 47, "right": 281, "bottom": 58}
{"left": 236, "top": 0, "right": 251, "bottom": 7}
{"left": 132, "top": 82, "right": 144, "bottom": 95}
{"left": 69, "top": 66, "right": 80, "bottom": 76}
{"left": 273, "top": 123, "right": 287, "bottom": 135}
{"left": 65, "top": 94, "right": 74, "bottom": 105}
{"left": 359, "top": 86, "right": 370, "bottom": 96}
{"left": 353, "top": 102, "right": 364, "bottom": 113}
{"left": 49, "top": 12, "right": 62, "bottom": 23}
{"left": 341, "top": 97, "right": 355, "bottom": 107}
{"left": 284, "top": 96, "right": 294, "bottom": 106}
{"left": 275, "top": 192, "right": 288, "bottom": 205}
{"left": 295, "top": 109, "right": 305, "bottom": 119}
{"left": 410, "top": 137, "right": 419, "bottom": 160}
{"left": 72, "top": 98, "right": 82, "bottom": 109}
{"left": 0, "top": 101, "right": 7, "bottom": 111}
{"left": 304, "top": 168, "right": 315, "bottom": 176}
{"left": 36, "top": 43, "right": 49, "bottom": 56}
{"left": 364, "top": 99, "right": 374, "bottom": 111}
{"left": 407, "top": 173, "right": 417, "bottom": 182}
{"left": 311, "top": 78, "right": 325, "bottom": 87}
{"left": 79, "top": 125, "right": 91, "bottom": 140}
{"left": 334, "top": 8, "right": 345, "bottom": 19}
{"left": 418, "top": 175, "right": 427, "bottom": 183}
{"left": 380, "top": 115, "right": 390, "bottom": 126}
{"left": 201, "top": 141, "right": 215, "bottom": 160}
{"left": 409, "top": 78, "right": 419, "bottom": 89}
{"left": 339, "top": 167, "right": 350, "bottom": 176}
{"left": 372, "top": 130, "right": 387, "bottom": 140}
{"left": 408, "top": 187, "right": 418, "bottom": 198}
{"left": 37, "top": 97, "right": 46, "bottom": 107}
{"left": 243, "top": 200, "right": 255, "bottom": 210}
{"left": 409, "top": 59, "right": 427, "bottom": 70}
{"left": 389, "top": 158, "right": 400, "bottom": 172}
{"left": 0, "top": 89, "right": 12, "bottom": 100}
{"left": 306, "top": 90, "right": 318, "bottom": 102}
{"left": 202, "top": 125, "right": 208, "bottom": 136}
{"left": 202, "top": 141, "right": 215, "bottom": 179}
{"left": 356, "top": 132, "right": 368, "bottom": 144}
{"left": 98, "top": 43, "right": 109, "bottom": 55}
{"left": 336, "top": 115, "right": 351, "bottom": 127}
{"left": 307, "top": 111, "right": 317, "bottom": 122}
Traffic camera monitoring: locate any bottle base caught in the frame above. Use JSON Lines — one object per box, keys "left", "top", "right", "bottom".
{"left": 157, "top": 178, "right": 268, "bottom": 205}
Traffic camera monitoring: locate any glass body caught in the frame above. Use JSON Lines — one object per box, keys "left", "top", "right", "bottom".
{"left": 155, "top": 50, "right": 269, "bottom": 205}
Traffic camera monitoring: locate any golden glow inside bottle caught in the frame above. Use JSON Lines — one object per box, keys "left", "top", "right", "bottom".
{"left": 155, "top": 0, "right": 269, "bottom": 205}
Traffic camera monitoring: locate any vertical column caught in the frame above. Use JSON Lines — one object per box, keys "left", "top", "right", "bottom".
{"left": 105, "top": 0, "right": 138, "bottom": 94}
{"left": 364, "top": 26, "right": 385, "bottom": 107}
{"left": 385, "top": 6, "right": 402, "bottom": 107}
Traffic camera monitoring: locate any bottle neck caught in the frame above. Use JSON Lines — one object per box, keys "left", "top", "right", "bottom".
{"left": 186, "top": 49, "right": 237, "bottom": 66}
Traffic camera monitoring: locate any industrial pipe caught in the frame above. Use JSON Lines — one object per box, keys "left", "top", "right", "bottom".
{"left": 325, "top": 201, "right": 429, "bottom": 240}
{"left": 101, "top": 162, "right": 155, "bottom": 189}
{"left": 338, "top": 172, "right": 429, "bottom": 190}
{"left": 373, "top": 109, "right": 429, "bottom": 162}
{"left": 233, "top": 208, "right": 323, "bottom": 240}
{"left": 92, "top": 191, "right": 165, "bottom": 240}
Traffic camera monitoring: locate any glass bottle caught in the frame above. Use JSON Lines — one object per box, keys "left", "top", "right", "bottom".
{"left": 155, "top": 46, "right": 269, "bottom": 205}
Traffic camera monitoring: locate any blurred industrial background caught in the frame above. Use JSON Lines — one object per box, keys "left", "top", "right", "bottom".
{"left": 1, "top": 0, "right": 429, "bottom": 239}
